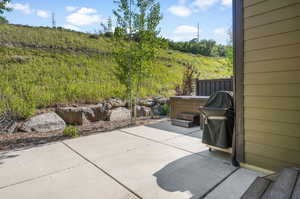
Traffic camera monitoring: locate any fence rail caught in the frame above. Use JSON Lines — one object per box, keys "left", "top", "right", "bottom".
{"left": 196, "top": 78, "right": 233, "bottom": 96}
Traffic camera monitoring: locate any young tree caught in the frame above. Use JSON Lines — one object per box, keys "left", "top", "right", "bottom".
{"left": 225, "top": 27, "right": 233, "bottom": 70}
{"left": 181, "top": 62, "right": 200, "bottom": 96}
{"left": 113, "top": 0, "right": 163, "bottom": 121}
{"left": 0, "top": 0, "right": 12, "bottom": 24}
{"left": 0, "top": 0, "right": 12, "bottom": 119}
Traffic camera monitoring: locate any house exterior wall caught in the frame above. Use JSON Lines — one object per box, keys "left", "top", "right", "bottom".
{"left": 243, "top": 0, "right": 300, "bottom": 171}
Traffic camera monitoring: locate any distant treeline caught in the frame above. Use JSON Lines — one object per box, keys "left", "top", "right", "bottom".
{"left": 99, "top": 31, "right": 231, "bottom": 58}
{"left": 167, "top": 39, "right": 230, "bottom": 57}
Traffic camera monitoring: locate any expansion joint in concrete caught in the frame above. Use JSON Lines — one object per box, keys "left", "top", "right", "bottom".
{"left": 62, "top": 141, "right": 143, "bottom": 199}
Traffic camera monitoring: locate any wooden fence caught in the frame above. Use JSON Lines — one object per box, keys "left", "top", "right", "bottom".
{"left": 196, "top": 78, "right": 233, "bottom": 96}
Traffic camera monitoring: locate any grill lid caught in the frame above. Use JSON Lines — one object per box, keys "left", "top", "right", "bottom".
{"left": 203, "top": 91, "right": 234, "bottom": 110}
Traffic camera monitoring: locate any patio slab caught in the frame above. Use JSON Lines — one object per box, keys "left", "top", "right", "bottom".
{"left": 164, "top": 132, "right": 208, "bottom": 153}
{"left": 0, "top": 142, "right": 85, "bottom": 189}
{"left": 64, "top": 130, "right": 153, "bottom": 161}
{"left": 92, "top": 141, "right": 237, "bottom": 199}
{"left": 122, "top": 124, "right": 199, "bottom": 143}
{"left": 0, "top": 163, "right": 138, "bottom": 199}
{"left": 0, "top": 122, "right": 263, "bottom": 199}
{"left": 186, "top": 130, "right": 203, "bottom": 139}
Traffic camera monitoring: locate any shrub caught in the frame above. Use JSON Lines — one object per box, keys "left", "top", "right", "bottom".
{"left": 89, "top": 34, "right": 99, "bottom": 39}
{"left": 63, "top": 126, "right": 78, "bottom": 137}
{"left": 161, "top": 104, "right": 170, "bottom": 116}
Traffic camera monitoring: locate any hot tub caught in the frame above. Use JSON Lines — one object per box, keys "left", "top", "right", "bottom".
{"left": 169, "top": 96, "right": 209, "bottom": 119}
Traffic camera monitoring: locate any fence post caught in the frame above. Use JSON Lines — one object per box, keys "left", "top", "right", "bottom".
{"left": 194, "top": 78, "right": 199, "bottom": 96}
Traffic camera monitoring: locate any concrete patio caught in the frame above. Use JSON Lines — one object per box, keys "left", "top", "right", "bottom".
{"left": 0, "top": 121, "right": 262, "bottom": 199}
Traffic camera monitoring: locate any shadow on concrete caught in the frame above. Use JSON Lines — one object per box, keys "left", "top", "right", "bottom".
{"left": 0, "top": 152, "right": 19, "bottom": 165}
{"left": 197, "top": 149, "right": 231, "bottom": 162}
{"left": 146, "top": 120, "right": 202, "bottom": 139}
{"left": 153, "top": 153, "right": 236, "bottom": 199}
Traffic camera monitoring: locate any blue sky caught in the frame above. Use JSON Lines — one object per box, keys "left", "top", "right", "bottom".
{"left": 4, "top": 0, "right": 232, "bottom": 44}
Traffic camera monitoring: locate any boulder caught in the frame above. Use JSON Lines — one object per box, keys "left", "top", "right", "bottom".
{"left": 109, "top": 107, "right": 131, "bottom": 121}
{"left": 152, "top": 104, "right": 163, "bottom": 116}
{"left": 87, "top": 103, "right": 111, "bottom": 122}
{"left": 56, "top": 103, "right": 113, "bottom": 125}
{"left": 154, "top": 97, "right": 168, "bottom": 105}
{"left": 56, "top": 107, "right": 93, "bottom": 125}
{"left": 157, "top": 98, "right": 169, "bottom": 105}
{"left": 20, "top": 112, "right": 66, "bottom": 133}
{"left": 0, "top": 120, "right": 17, "bottom": 134}
{"left": 106, "top": 98, "right": 126, "bottom": 108}
{"left": 136, "top": 105, "right": 152, "bottom": 117}
{"left": 138, "top": 99, "right": 156, "bottom": 107}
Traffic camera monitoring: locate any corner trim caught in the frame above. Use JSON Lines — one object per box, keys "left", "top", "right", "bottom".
{"left": 233, "top": 0, "right": 245, "bottom": 163}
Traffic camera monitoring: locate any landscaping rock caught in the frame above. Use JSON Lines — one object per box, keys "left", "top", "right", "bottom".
{"left": 136, "top": 105, "right": 152, "bottom": 117}
{"left": 138, "top": 99, "right": 156, "bottom": 107}
{"left": 56, "top": 107, "right": 93, "bottom": 125}
{"left": 109, "top": 107, "right": 131, "bottom": 121}
{"left": 87, "top": 103, "right": 111, "bottom": 122}
{"left": 157, "top": 98, "right": 169, "bottom": 105}
{"left": 0, "top": 120, "right": 17, "bottom": 134}
{"left": 152, "top": 104, "right": 163, "bottom": 116}
{"left": 106, "top": 98, "right": 126, "bottom": 108}
{"left": 153, "top": 97, "right": 168, "bottom": 105}
{"left": 11, "top": 55, "right": 28, "bottom": 64}
{"left": 20, "top": 112, "right": 66, "bottom": 133}
{"left": 102, "top": 101, "right": 113, "bottom": 110}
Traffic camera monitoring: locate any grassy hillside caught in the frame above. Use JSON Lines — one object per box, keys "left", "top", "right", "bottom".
{"left": 0, "top": 24, "right": 232, "bottom": 118}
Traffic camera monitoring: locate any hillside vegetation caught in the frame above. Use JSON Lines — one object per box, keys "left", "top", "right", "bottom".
{"left": 0, "top": 24, "right": 232, "bottom": 118}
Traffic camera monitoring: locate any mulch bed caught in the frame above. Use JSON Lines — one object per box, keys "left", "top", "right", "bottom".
{"left": 0, "top": 118, "right": 166, "bottom": 152}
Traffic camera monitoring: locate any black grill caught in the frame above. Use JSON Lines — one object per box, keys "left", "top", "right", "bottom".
{"left": 200, "top": 91, "right": 234, "bottom": 149}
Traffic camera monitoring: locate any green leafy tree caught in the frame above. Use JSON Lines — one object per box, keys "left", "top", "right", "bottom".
{"left": 0, "top": 0, "right": 12, "bottom": 24}
{"left": 113, "top": 0, "right": 163, "bottom": 120}
{"left": 168, "top": 39, "right": 227, "bottom": 57}
{"left": 0, "top": 0, "right": 12, "bottom": 117}
{"left": 225, "top": 27, "right": 233, "bottom": 70}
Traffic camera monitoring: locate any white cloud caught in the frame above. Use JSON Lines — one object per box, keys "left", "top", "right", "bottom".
{"left": 213, "top": 27, "right": 228, "bottom": 44}
{"left": 66, "top": 7, "right": 103, "bottom": 26}
{"left": 67, "top": 13, "right": 102, "bottom": 26}
{"left": 66, "top": 6, "right": 79, "bottom": 12}
{"left": 36, "top": 10, "right": 50, "bottom": 18}
{"left": 169, "top": 0, "right": 231, "bottom": 17}
{"left": 63, "top": 24, "right": 81, "bottom": 31}
{"left": 179, "top": 0, "right": 188, "bottom": 4}
{"left": 174, "top": 25, "right": 198, "bottom": 34}
{"left": 7, "top": 3, "right": 32, "bottom": 14}
{"left": 214, "top": 27, "right": 226, "bottom": 35}
{"left": 221, "top": 0, "right": 232, "bottom": 7}
{"left": 193, "top": 0, "right": 218, "bottom": 9}
{"left": 172, "top": 25, "right": 200, "bottom": 41}
{"left": 77, "top": 7, "right": 97, "bottom": 14}
{"left": 168, "top": 5, "right": 192, "bottom": 17}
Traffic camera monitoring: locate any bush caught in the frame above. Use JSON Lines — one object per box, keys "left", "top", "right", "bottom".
{"left": 63, "top": 126, "right": 78, "bottom": 137}
{"left": 89, "top": 34, "right": 100, "bottom": 39}
{"left": 161, "top": 104, "right": 170, "bottom": 116}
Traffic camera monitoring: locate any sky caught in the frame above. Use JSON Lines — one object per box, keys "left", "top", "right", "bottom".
{"left": 4, "top": 0, "right": 233, "bottom": 44}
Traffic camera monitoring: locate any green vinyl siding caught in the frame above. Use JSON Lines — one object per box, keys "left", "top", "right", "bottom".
{"left": 243, "top": 0, "right": 300, "bottom": 171}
